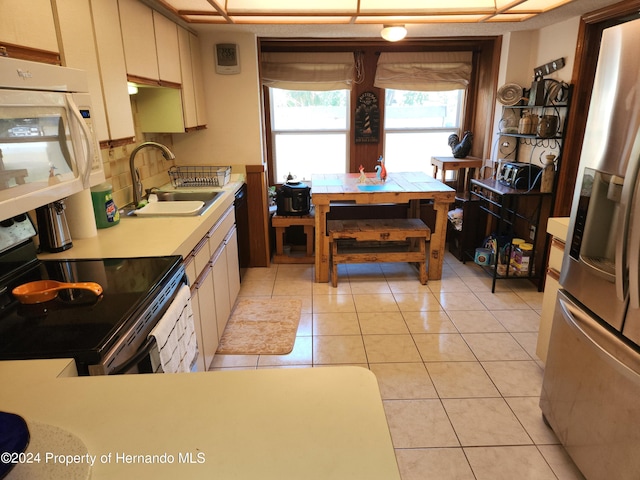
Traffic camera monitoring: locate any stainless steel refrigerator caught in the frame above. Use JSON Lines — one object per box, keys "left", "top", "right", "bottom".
{"left": 540, "top": 17, "right": 640, "bottom": 480}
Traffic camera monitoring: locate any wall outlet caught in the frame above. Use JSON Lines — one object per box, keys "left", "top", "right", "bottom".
{"left": 529, "top": 225, "right": 536, "bottom": 240}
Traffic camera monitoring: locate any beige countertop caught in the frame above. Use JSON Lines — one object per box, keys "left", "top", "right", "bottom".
{"left": 546, "top": 217, "right": 569, "bottom": 242}
{"left": 39, "top": 177, "right": 245, "bottom": 261}
{"left": 0, "top": 360, "right": 400, "bottom": 479}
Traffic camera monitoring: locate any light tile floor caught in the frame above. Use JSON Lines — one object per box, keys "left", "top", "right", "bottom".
{"left": 210, "top": 252, "right": 586, "bottom": 480}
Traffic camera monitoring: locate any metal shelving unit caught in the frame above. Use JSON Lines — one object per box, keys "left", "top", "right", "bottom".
{"left": 466, "top": 178, "right": 552, "bottom": 293}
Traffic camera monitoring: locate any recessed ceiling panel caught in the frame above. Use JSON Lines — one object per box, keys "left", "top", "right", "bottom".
{"left": 486, "top": 13, "right": 535, "bottom": 21}
{"left": 227, "top": 0, "right": 358, "bottom": 14}
{"left": 508, "top": 0, "right": 572, "bottom": 12}
{"left": 184, "top": 15, "right": 227, "bottom": 22}
{"left": 354, "top": 15, "right": 488, "bottom": 23}
{"left": 162, "top": 0, "right": 220, "bottom": 10}
{"left": 360, "top": 0, "right": 495, "bottom": 13}
{"left": 230, "top": 15, "right": 353, "bottom": 23}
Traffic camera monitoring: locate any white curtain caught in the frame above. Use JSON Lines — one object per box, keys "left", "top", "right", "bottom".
{"left": 260, "top": 52, "right": 356, "bottom": 91}
{"left": 374, "top": 51, "right": 473, "bottom": 91}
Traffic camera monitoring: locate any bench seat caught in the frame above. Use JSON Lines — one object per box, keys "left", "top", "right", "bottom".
{"left": 328, "top": 218, "right": 431, "bottom": 287}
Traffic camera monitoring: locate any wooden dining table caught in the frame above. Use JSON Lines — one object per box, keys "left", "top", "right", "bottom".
{"left": 311, "top": 171, "right": 456, "bottom": 283}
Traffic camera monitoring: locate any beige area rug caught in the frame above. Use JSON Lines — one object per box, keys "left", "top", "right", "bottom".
{"left": 216, "top": 298, "right": 302, "bottom": 355}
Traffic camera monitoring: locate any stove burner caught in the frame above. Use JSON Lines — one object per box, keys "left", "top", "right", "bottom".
{"left": 16, "top": 291, "right": 103, "bottom": 319}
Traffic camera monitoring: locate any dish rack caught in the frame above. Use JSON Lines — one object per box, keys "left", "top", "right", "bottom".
{"left": 168, "top": 166, "right": 231, "bottom": 187}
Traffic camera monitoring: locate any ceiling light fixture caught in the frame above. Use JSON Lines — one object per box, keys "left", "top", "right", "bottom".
{"left": 127, "top": 82, "right": 139, "bottom": 95}
{"left": 380, "top": 25, "right": 407, "bottom": 42}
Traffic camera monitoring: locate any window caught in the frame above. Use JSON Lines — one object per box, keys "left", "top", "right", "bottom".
{"left": 383, "top": 88, "right": 465, "bottom": 176}
{"left": 270, "top": 88, "right": 349, "bottom": 182}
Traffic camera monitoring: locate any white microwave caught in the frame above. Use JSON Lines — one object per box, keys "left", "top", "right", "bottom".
{"left": 0, "top": 57, "right": 104, "bottom": 222}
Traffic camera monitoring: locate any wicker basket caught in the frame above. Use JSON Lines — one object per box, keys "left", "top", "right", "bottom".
{"left": 168, "top": 166, "right": 231, "bottom": 187}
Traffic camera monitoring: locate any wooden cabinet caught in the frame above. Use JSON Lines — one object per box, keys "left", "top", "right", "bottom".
{"left": 118, "top": 0, "right": 181, "bottom": 85}
{"left": 0, "top": 0, "right": 58, "bottom": 55}
{"left": 89, "top": 0, "right": 136, "bottom": 143}
{"left": 182, "top": 204, "right": 241, "bottom": 370}
{"left": 536, "top": 221, "right": 567, "bottom": 363}
{"left": 190, "top": 32, "right": 207, "bottom": 127}
{"left": 55, "top": 0, "right": 134, "bottom": 145}
{"left": 211, "top": 245, "right": 231, "bottom": 340}
{"left": 118, "top": 0, "right": 159, "bottom": 81}
{"left": 178, "top": 26, "right": 207, "bottom": 129}
{"left": 225, "top": 227, "right": 241, "bottom": 302}
{"left": 152, "top": 11, "right": 181, "bottom": 84}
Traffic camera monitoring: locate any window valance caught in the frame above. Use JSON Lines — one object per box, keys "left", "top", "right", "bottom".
{"left": 260, "top": 52, "right": 355, "bottom": 91}
{"left": 374, "top": 51, "right": 473, "bottom": 91}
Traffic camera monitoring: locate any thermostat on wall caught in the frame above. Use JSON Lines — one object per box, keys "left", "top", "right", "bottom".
{"left": 215, "top": 43, "right": 240, "bottom": 74}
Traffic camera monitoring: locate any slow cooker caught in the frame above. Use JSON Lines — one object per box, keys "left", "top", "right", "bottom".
{"left": 277, "top": 181, "right": 311, "bottom": 216}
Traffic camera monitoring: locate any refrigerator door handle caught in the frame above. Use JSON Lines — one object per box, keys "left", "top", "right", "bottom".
{"left": 623, "top": 134, "right": 640, "bottom": 309}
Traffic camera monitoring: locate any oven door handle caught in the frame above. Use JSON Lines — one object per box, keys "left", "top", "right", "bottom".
{"left": 110, "top": 336, "right": 157, "bottom": 375}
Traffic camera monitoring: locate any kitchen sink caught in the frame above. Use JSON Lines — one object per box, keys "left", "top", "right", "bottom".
{"left": 154, "top": 191, "right": 222, "bottom": 203}
{"left": 122, "top": 190, "right": 223, "bottom": 217}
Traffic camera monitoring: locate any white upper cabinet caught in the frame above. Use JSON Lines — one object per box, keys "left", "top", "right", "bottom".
{"left": 89, "top": 0, "right": 136, "bottom": 142}
{"left": 118, "top": 0, "right": 181, "bottom": 85}
{"left": 0, "top": 0, "right": 58, "bottom": 53}
{"left": 178, "top": 27, "right": 198, "bottom": 129}
{"left": 190, "top": 32, "right": 208, "bottom": 127}
{"left": 118, "top": 0, "right": 159, "bottom": 81}
{"left": 55, "top": 0, "right": 109, "bottom": 143}
{"left": 153, "top": 11, "right": 181, "bottom": 85}
{"left": 178, "top": 26, "right": 208, "bottom": 129}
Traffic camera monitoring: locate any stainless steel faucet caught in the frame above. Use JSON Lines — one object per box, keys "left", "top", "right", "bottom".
{"left": 129, "top": 142, "right": 175, "bottom": 206}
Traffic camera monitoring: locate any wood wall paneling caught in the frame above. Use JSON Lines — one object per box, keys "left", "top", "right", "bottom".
{"left": 245, "top": 164, "right": 271, "bottom": 267}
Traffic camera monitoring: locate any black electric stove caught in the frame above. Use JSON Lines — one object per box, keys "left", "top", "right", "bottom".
{"left": 0, "top": 214, "right": 185, "bottom": 375}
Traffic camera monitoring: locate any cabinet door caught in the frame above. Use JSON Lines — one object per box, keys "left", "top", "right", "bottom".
{"left": 177, "top": 26, "right": 198, "bottom": 129}
{"left": 196, "top": 265, "right": 218, "bottom": 370}
{"left": 189, "top": 31, "right": 208, "bottom": 127}
{"left": 211, "top": 246, "right": 231, "bottom": 340}
{"left": 153, "top": 11, "right": 181, "bottom": 84}
{"left": 118, "top": 0, "right": 158, "bottom": 80}
{"left": 0, "top": 0, "right": 58, "bottom": 53}
{"left": 189, "top": 285, "right": 206, "bottom": 372}
{"left": 225, "top": 226, "right": 241, "bottom": 306}
{"left": 55, "top": 0, "right": 110, "bottom": 143}
{"left": 90, "top": 0, "right": 135, "bottom": 142}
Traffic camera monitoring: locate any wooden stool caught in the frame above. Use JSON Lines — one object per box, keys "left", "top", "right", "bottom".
{"left": 272, "top": 210, "right": 315, "bottom": 264}
{"left": 328, "top": 218, "right": 431, "bottom": 287}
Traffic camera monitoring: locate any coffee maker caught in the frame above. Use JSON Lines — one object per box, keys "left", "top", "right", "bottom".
{"left": 36, "top": 200, "right": 73, "bottom": 252}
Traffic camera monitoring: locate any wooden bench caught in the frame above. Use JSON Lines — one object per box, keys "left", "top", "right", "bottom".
{"left": 272, "top": 210, "right": 315, "bottom": 264}
{"left": 328, "top": 218, "right": 431, "bottom": 287}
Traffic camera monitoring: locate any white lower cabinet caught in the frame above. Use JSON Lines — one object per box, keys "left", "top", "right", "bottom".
{"left": 183, "top": 204, "right": 241, "bottom": 370}
{"left": 211, "top": 245, "right": 231, "bottom": 339}
{"left": 536, "top": 237, "right": 565, "bottom": 364}
{"left": 195, "top": 264, "right": 219, "bottom": 370}
{"left": 225, "top": 227, "right": 241, "bottom": 304}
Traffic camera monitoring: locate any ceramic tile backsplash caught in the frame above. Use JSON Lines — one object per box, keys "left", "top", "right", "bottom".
{"left": 98, "top": 98, "right": 176, "bottom": 210}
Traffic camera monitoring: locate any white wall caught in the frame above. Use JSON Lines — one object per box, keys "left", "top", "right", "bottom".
{"left": 172, "top": 30, "right": 264, "bottom": 170}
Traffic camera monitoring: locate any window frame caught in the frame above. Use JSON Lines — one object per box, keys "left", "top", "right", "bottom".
{"left": 260, "top": 39, "right": 495, "bottom": 187}
{"left": 382, "top": 88, "right": 467, "bottom": 177}
{"left": 268, "top": 87, "right": 351, "bottom": 183}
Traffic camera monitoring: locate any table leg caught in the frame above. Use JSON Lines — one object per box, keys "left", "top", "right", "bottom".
{"left": 315, "top": 204, "right": 330, "bottom": 282}
{"left": 429, "top": 200, "right": 450, "bottom": 281}
{"left": 275, "top": 227, "right": 284, "bottom": 255}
